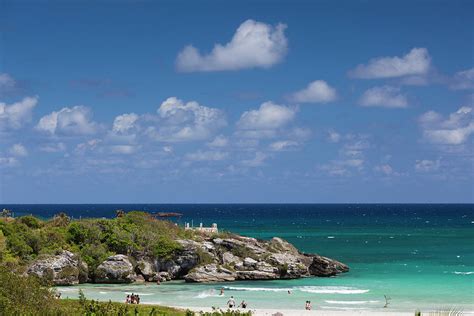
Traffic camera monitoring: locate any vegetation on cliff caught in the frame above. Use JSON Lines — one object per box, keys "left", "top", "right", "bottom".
{"left": 0, "top": 211, "right": 188, "bottom": 273}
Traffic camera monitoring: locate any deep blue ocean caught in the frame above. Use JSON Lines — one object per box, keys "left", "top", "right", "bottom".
{"left": 3, "top": 204, "right": 473, "bottom": 312}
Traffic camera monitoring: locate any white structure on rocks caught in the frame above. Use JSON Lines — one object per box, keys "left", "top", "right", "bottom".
{"left": 185, "top": 222, "right": 218, "bottom": 234}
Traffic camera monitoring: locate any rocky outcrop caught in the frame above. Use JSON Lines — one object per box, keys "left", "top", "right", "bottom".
{"left": 27, "top": 250, "right": 87, "bottom": 285}
{"left": 180, "top": 235, "right": 349, "bottom": 282}
{"left": 184, "top": 264, "right": 236, "bottom": 282}
{"left": 308, "top": 255, "right": 349, "bottom": 277}
{"left": 135, "top": 258, "right": 158, "bottom": 282}
{"left": 95, "top": 255, "right": 136, "bottom": 283}
{"left": 26, "top": 231, "right": 348, "bottom": 285}
{"left": 155, "top": 240, "right": 201, "bottom": 278}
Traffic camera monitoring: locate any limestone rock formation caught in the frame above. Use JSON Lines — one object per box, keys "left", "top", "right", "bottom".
{"left": 27, "top": 250, "right": 87, "bottom": 285}
{"left": 95, "top": 254, "right": 136, "bottom": 283}
{"left": 184, "top": 264, "right": 236, "bottom": 282}
{"left": 308, "top": 255, "right": 349, "bottom": 277}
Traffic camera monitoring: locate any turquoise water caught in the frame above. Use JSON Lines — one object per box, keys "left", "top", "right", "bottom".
{"left": 10, "top": 204, "right": 472, "bottom": 312}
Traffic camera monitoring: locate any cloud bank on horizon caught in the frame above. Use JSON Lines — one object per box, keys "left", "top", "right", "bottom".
{"left": 0, "top": 1, "right": 473, "bottom": 203}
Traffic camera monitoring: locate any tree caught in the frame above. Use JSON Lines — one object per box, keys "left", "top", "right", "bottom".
{"left": 52, "top": 212, "right": 71, "bottom": 227}
{"left": 115, "top": 209, "right": 125, "bottom": 218}
{"left": 1, "top": 209, "right": 11, "bottom": 218}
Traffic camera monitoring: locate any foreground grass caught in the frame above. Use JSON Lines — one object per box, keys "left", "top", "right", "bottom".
{"left": 57, "top": 299, "right": 251, "bottom": 316}
{"left": 57, "top": 299, "right": 187, "bottom": 315}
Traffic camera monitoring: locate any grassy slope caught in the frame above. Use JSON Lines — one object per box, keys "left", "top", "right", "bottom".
{"left": 56, "top": 299, "right": 187, "bottom": 315}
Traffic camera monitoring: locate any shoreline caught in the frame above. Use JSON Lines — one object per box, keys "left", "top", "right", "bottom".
{"left": 174, "top": 306, "right": 474, "bottom": 315}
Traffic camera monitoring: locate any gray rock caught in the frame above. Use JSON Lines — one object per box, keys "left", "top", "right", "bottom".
{"left": 308, "top": 255, "right": 349, "bottom": 277}
{"left": 95, "top": 255, "right": 136, "bottom": 283}
{"left": 269, "top": 237, "right": 299, "bottom": 254}
{"left": 236, "top": 270, "right": 279, "bottom": 280}
{"left": 184, "top": 264, "right": 236, "bottom": 282}
{"left": 243, "top": 257, "right": 258, "bottom": 268}
{"left": 158, "top": 271, "right": 171, "bottom": 281}
{"left": 256, "top": 261, "right": 278, "bottom": 274}
{"left": 222, "top": 252, "right": 241, "bottom": 265}
{"left": 135, "top": 258, "right": 156, "bottom": 281}
{"left": 135, "top": 274, "right": 146, "bottom": 283}
{"left": 27, "top": 251, "right": 86, "bottom": 285}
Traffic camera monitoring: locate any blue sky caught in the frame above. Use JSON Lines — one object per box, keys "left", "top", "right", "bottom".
{"left": 0, "top": 0, "right": 473, "bottom": 203}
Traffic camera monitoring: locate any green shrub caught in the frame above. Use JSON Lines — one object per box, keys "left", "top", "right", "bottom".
{"left": 18, "top": 215, "right": 42, "bottom": 229}
{"left": 0, "top": 266, "right": 57, "bottom": 315}
{"left": 153, "top": 236, "right": 182, "bottom": 260}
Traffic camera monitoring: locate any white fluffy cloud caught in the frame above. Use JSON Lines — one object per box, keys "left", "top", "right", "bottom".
{"left": 374, "top": 164, "right": 397, "bottom": 176}
{"left": 36, "top": 106, "right": 97, "bottom": 135}
{"left": 419, "top": 106, "right": 473, "bottom": 145}
{"left": 0, "top": 73, "right": 16, "bottom": 92}
{"left": 39, "top": 142, "right": 66, "bottom": 153}
{"left": 176, "top": 19, "right": 288, "bottom": 72}
{"left": 241, "top": 151, "right": 267, "bottom": 167}
{"left": 207, "top": 135, "right": 229, "bottom": 147}
{"left": 185, "top": 150, "right": 228, "bottom": 161}
{"left": 147, "top": 97, "right": 226, "bottom": 142}
{"left": 269, "top": 140, "right": 298, "bottom": 151}
{"left": 290, "top": 80, "right": 337, "bottom": 103}
{"left": 359, "top": 86, "right": 408, "bottom": 108}
{"left": 0, "top": 157, "right": 18, "bottom": 167}
{"left": 450, "top": 67, "right": 474, "bottom": 90}
{"left": 112, "top": 113, "right": 139, "bottom": 134}
{"left": 237, "top": 101, "right": 296, "bottom": 131}
{"left": 415, "top": 159, "right": 440, "bottom": 172}
{"left": 349, "top": 48, "right": 431, "bottom": 79}
{"left": 109, "top": 145, "right": 137, "bottom": 155}
{"left": 0, "top": 96, "right": 38, "bottom": 130}
{"left": 8, "top": 143, "right": 28, "bottom": 157}
{"left": 327, "top": 130, "right": 341, "bottom": 143}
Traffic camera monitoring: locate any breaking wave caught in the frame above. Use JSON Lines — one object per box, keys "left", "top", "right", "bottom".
{"left": 325, "top": 300, "right": 379, "bottom": 305}
{"left": 222, "top": 286, "right": 369, "bottom": 294}
{"left": 297, "top": 286, "right": 370, "bottom": 294}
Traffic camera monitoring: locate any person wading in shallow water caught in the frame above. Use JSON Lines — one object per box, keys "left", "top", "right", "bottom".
{"left": 238, "top": 300, "right": 247, "bottom": 308}
{"left": 227, "top": 296, "right": 236, "bottom": 308}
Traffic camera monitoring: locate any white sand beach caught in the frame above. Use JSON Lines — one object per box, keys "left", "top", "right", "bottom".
{"left": 177, "top": 306, "right": 423, "bottom": 316}
{"left": 178, "top": 306, "right": 474, "bottom": 316}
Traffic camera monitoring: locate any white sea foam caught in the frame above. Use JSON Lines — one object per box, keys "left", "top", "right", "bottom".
{"left": 99, "top": 291, "right": 108, "bottom": 294}
{"left": 327, "top": 236, "right": 335, "bottom": 239}
{"left": 454, "top": 271, "right": 474, "bottom": 275}
{"left": 320, "top": 306, "right": 368, "bottom": 310}
{"left": 195, "top": 290, "right": 220, "bottom": 298}
{"left": 297, "top": 286, "right": 369, "bottom": 294}
{"left": 325, "top": 300, "right": 379, "bottom": 305}
{"left": 223, "top": 285, "right": 370, "bottom": 294}
{"left": 124, "top": 292, "right": 154, "bottom": 296}
{"left": 223, "top": 286, "right": 291, "bottom": 292}
{"left": 58, "top": 288, "right": 77, "bottom": 293}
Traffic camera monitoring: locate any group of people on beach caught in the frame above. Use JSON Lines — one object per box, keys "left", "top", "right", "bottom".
{"left": 218, "top": 288, "right": 248, "bottom": 309}
{"left": 226, "top": 296, "right": 247, "bottom": 309}
{"left": 125, "top": 293, "right": 141, "bottom": 304}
